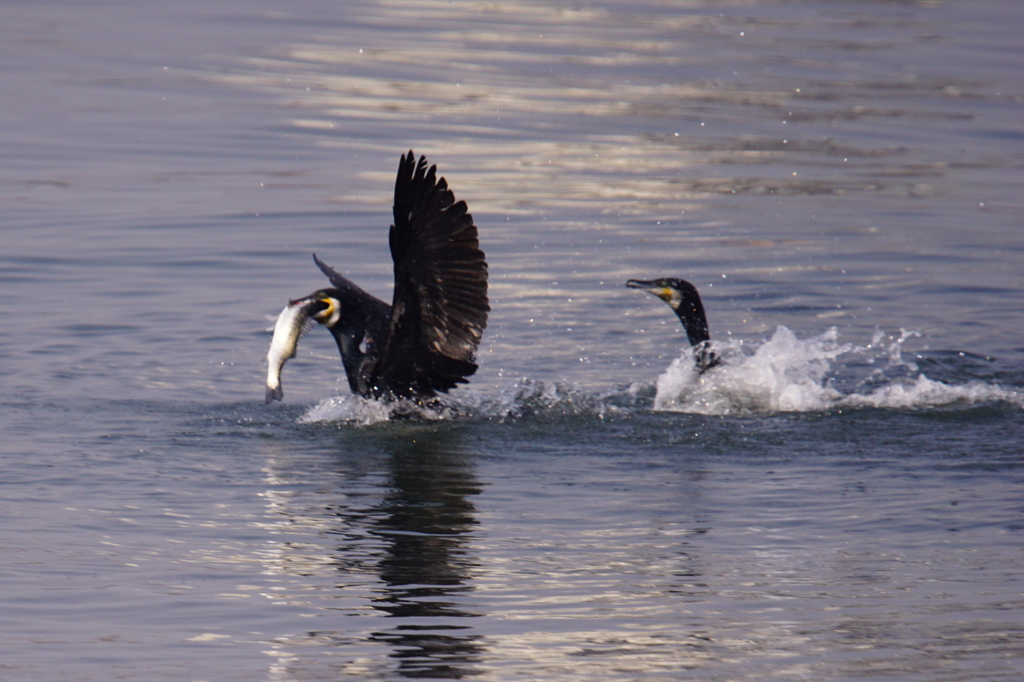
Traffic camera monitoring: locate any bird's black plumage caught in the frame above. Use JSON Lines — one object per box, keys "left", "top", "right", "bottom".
{"left": 272, "top": 151, "right": 488, "bottom": 401}
{"left": 626, "top": 277, "right": 719, "bottom": 372}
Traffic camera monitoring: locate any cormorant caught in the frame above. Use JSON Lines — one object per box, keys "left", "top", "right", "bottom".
{"left": 266, "top": 151, "right": 488, "bottom": 403}
{"left": 626, "top": 277, "right": 719, "bottom": 372}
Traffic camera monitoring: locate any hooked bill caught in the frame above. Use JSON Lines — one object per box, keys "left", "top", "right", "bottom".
{"left": 265, "top": 301, "right": 315, "bottom": 403}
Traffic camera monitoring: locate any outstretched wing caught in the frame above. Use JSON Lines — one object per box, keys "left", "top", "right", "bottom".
{"left": 371, "top": 151, "right": 489, "bottom": 398}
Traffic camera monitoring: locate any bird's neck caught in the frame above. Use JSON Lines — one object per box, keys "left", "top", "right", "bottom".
{"left": 328, "top": 322, "right": 372, "bottom": 395}
{"left": 673, "top": 305, "right": 710, "bottom": 347}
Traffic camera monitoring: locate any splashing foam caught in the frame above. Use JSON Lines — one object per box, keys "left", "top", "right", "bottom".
{"left": 459, "top": 377, "right": 626, "bottom": 421}
{"left": 297, "top": 327, "right": 1020, "bottom": 423}
{"left": 299, "top": 395, "right": 453, "bottom": 425}
{"left": 839, "top": 375, "right": 1017, "bottom": 410}
{"left": 298, "top": 378, "right": 627, "bottom": 425}
{"left": 653, "top": 326, "right": 845, "bottom": 414}
{"left": 653, "top": 326, "right": 1022, "bottom": 415}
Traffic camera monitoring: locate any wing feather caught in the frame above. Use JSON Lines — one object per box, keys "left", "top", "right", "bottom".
{"left": 371, "top": 151, "right": 489, "bottom": 397}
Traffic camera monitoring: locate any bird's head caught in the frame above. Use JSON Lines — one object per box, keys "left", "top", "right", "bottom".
{"left": 289, "top": 290, "right": 341, "bottom": 327}
{"left": 626, "top": 276, "right": 711, "bottom": 349}
{"left": 625, "top": 277, "right": 697, "bottom": 311}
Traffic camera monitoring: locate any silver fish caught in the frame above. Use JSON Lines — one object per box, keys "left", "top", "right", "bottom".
{"left": 265, "top": 301, "right": 316, "bottom": 403}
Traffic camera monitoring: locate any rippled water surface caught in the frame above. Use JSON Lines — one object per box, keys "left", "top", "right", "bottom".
{"left": 2, "top": 0, "right": 1023, "bottom": 679}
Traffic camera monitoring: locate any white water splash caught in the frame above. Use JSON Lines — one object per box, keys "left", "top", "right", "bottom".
{"left": 839, "top": 374, "right": 1019, "bottom": 410}
{"left": 298, "top": 378, "right": 627, "bottom": 425}
{"left": 459, "top": 377, "right": 627, "bottom": 421}
{"left": 651, "top": 326, "right": 1022, "bottom": 415}
{"left": 298, "top": 394, "right": 453, "bottom": 425}
{"left": 653, "top": 326, "right": 846, "bottom": 414}
{"left": 295, "top": 327, "right": 1020, "bottom": 423}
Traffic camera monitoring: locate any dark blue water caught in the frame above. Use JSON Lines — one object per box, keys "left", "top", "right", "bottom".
{"left": 2, "top": 0, "right": 1023, "bottom": 679}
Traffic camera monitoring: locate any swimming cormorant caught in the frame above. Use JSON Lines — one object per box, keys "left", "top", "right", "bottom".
{"left": 266, "top": 151, "right": 488, "bottom": 403}
{"left": 626, "top": 278, "right": 719, "bottom": 372}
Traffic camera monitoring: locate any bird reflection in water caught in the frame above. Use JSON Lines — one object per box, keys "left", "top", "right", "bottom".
{"left": 258, "top": 425, "right": 487, "bottom": 678}
{"left": 255, "top": 417, "right": 488, "bottom": 676}
{"left": 361, "top": 431, "right": 485, "bottom": 677}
